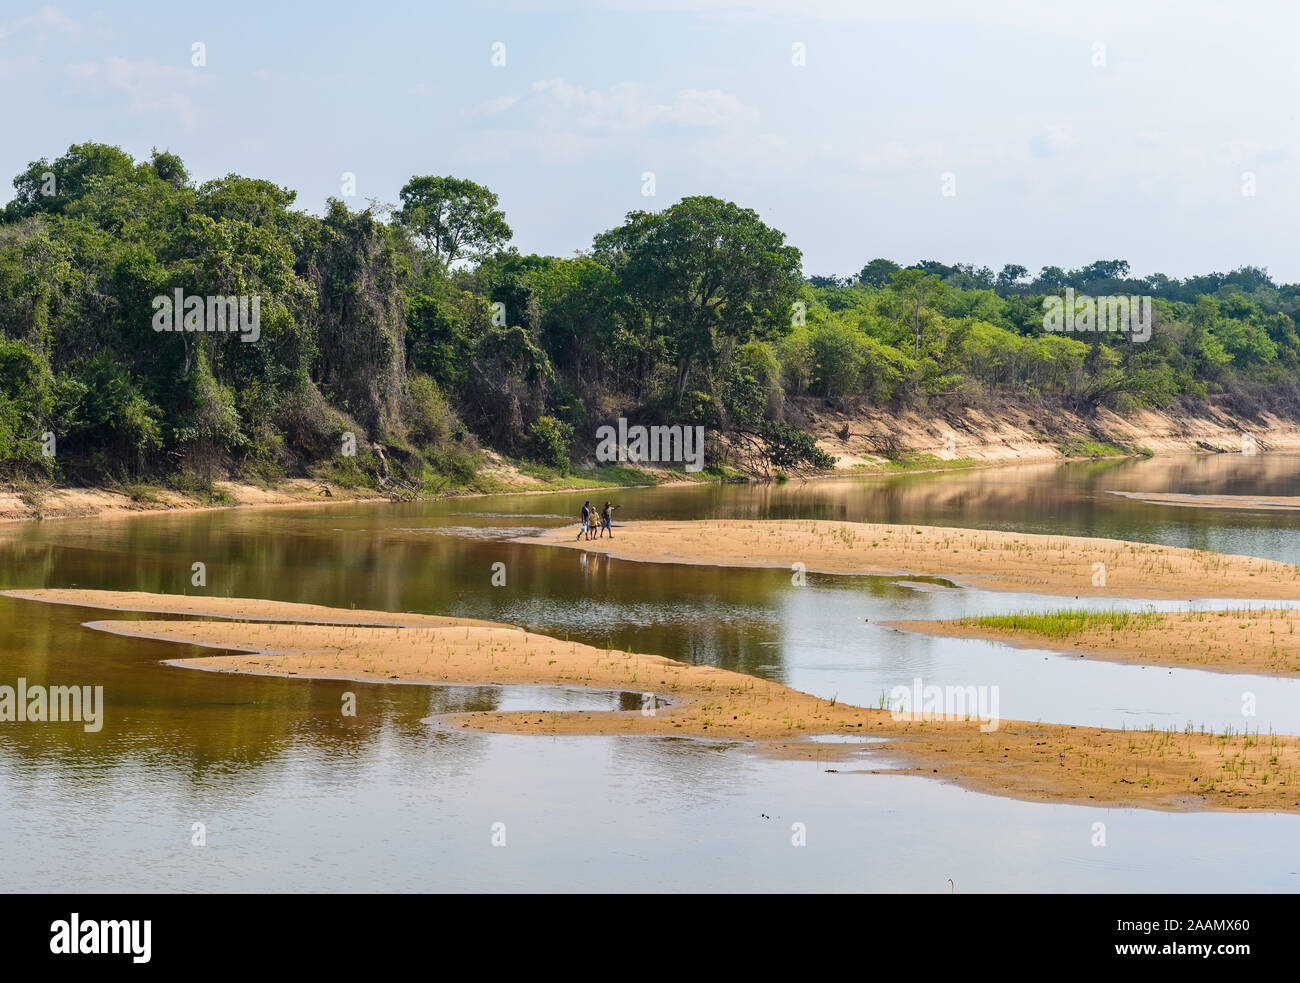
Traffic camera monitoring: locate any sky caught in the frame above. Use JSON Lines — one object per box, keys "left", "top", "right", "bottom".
{"left": 3, "top": 0, "right": 1298, "bottom": 281}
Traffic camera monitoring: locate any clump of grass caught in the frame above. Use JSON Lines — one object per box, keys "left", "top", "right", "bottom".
{"left": 514, "top": 461, "right": 664, "bottom": 489}
{"left": 1056, "top": 439, "right": 1132, "bottom": 459}
{"left": 121, "top": 479, "right": 163, "bottom": 504}
{"left": 314, "top": 456, "right": 369, "bottom": 491}
{"left": 873, "top": 452, "right": 983, "bottom": 473}
{"left": 959, "top": 608, "right": 1165, "bottom": 638}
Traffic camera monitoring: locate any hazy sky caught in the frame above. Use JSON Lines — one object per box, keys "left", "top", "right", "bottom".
{"left": 5, "top": 1, "right": 1298, "bottom": 280}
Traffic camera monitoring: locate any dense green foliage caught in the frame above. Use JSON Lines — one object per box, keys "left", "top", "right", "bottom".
{"left": 799, "top": 258, "right": 1300, "bottom": 417}
{"left": 2, "top": 142, "right": 1297, "bottom": 491}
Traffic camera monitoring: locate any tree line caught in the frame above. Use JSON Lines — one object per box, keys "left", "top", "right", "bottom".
{"left": 1, "top": 142, "right": 1296, "bottom": 494}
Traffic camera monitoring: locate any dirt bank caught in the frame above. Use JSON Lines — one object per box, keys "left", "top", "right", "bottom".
{"left": 7, "top": 397, "right": 1300, "bottom": 525}
{"left": 0, "top": 461, "right": 671, "bottom": 525}
{"left": 798, "top": 398, "right": 1300, "bottom": 469}
{"left": 0, "top": 478, "right": 377, "bottom": 525}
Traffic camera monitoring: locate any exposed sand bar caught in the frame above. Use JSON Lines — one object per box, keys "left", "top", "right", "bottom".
{"left": 11, "top": 588, "right": 1300, "bottom": 812}
{"left": 15, "top": 591, "right": 881, "bottom": 741}
{"left": 515, "top": 520, "right": 1300, "bottom": 599}
{"left": 1108, "top": 490, "right": 1300, "bottom": 511}
{"left": 890, "top": 606, "right": 1300, "bottom": 677}
{"left": 0, "top": 588, "right": 503, "bottom": 629}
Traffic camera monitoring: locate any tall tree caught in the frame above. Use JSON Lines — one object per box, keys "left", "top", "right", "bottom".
{"left": 996, "top": 263, "right": 1029, "bottom": 294}
{"left": 395, "top": 176, "right": 512, "bottom": 267}
{"left": 858, "top": 258, "right": 900, "bottom": 287}
{"left": 888, "top": 268, "right": 944, "bottom": 356}
{"left": 593, "top": 196, "right": 801, "bottom": 403}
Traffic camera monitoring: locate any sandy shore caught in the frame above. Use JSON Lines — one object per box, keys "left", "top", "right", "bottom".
{"left": 515, "top": 519, "right": 1300, "bottom": 599}
{"left": 0, "top": 478, "right": 378, "bottom": 524}
{"left": 0, "top": 469, "right": 674, "bottom": 525}
{"left": 0, "top": 588, "right": 504, "bottom": 628}
{"left": 889, "top": 606, "right": 1300, "bottom": 677}
{"left": 11, "top": 587, "right": 1300, "bottom": 813}
{"left": 1108, "top": 490, "right": 1300, "bottom": 511}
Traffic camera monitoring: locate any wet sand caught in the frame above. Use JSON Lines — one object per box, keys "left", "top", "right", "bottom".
{"left": 890, "top": 606, "right": 1300, "bottom": 677}
{"left": 10, "top": 588, "right": 1300, "bottom": 813}
{"left": 515, "top": 519, "right": 1300, "bottom": 599}
{"left": 0, "top": 588, "right": 503, "bottom": 628}
{"left": 1107, "top": 490, "right": 1300, "bottom": 511}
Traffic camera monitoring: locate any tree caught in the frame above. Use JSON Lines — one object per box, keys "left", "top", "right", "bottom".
{"left": 395, "top": 176, "right": 512, "bottom": 266}
{"left": 914, "top": 260, "right": 956, "bottom": 279}
{"left": 858, "top": 258, "right": 899, "bottom": 287}
{"left": 1077, "top": 259, "right": 1130, "bottom": 285}
{"left": 996, "top": 264, "right": 1029, "bottom": 294}
{"left": 594, "top": 196, "right": 802, "bottom": 403}
{"left": 1037, "top": 266, "right": 1068, "bottom": 290}
{"left": 888, "top": 268, "right": 944, "bottom": 356}
{"left": 948, "top": 263, "right": 995, "bottom": 289}
{"left": 305, "top": 199, "right": 408, "bottom": 433}
{"left": 528, "top": 255, "right": 617, "bottom": 392}
{"left": 5, "top": 142, "right": 139, "bottom": 219}
{"left": 149, "top": 148, "right": 189, "bottom": 188}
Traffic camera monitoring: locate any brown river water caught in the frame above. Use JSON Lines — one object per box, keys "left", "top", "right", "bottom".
{"left": 2, "top": 453, "right": 1300, "bottom": 891}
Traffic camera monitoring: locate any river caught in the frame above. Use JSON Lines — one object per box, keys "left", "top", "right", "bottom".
{"left": 2, "top": 452, "right": 1299, "bottom": 891}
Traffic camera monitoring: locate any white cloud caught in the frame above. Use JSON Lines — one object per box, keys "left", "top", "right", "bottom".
{"left": 63, "top": 56, "right": 204, "bottom": 128}
{"left": 1030, "top": 123, "right": 1075, "bottom": 158}
{"left": 526, "top": 78, "right": 758, "bottom": 131}
{"left": 457, "top": 78, "right": 759, "bottom": 165}
{"left": 1, "top": 4, "right": 82, "bottom": 41}
{"left": 464, "top": 93, "right": 519, "bottom": 115}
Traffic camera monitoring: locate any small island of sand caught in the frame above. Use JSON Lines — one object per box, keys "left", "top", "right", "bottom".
{"left": 515, "top": 519, "right": 1300, "bottom": 599}
{"left": 889, "top": 606, "right": 1300, "bottom": 677}
{"left": 8, "top": 587, "right": 1300, "bottom": 815}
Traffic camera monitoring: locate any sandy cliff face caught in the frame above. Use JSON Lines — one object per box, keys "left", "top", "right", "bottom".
{"left": 795, "top": 397, "right": 1300, "bottom": 468}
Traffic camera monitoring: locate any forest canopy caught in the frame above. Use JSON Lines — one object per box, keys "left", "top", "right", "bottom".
{"left": 2, "top": 143, "right": 1298, "bottom": 492}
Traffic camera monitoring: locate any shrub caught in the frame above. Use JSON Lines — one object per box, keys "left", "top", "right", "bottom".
{"left": 529, "top": 415, "right": 573, "bottom": 473}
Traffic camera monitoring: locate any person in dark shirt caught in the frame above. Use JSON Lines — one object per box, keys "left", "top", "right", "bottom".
{"left": 598, "top": 501, "right": 618, "bottom": 538}
{"left": 578, "top": 501, "right": 591, "bottom": 540}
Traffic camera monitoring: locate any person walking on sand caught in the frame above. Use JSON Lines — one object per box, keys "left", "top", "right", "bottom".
{"left": 598, "top": 501, "right": 618, "bottom": 539}
{"left": 578, "top": 500, "right": 591, "bottom": 541}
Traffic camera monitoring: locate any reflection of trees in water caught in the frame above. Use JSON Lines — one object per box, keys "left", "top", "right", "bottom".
{"left": 681, "top": 454, "right": 1300, "bottom": 547}
{"left": 705, "top": 460, "right": 1108, "bottom": 527}
{"left": 498, "top": 553, "right": 791, "bottom": 681}
{"left": 0, "top": 600, "right": 498, "bottom": 783}
{"left": 0, "top": 675, "right": 511, "bottom": 794}
{"left": 0, "top": 541, "right": 61, "bottom": 587}
{"left": 6, "top": 517, "right": 509, "bottom": 618}
{"left": 0, "top": 600, "right": 645, "bottom": 791}
{"left": 6, "top": 454, "right": 1300, "bottom": 787}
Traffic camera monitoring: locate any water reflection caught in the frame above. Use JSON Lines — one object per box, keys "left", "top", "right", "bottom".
{"left": 2, "top": 452, "right": 1300, "bottom": 890}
